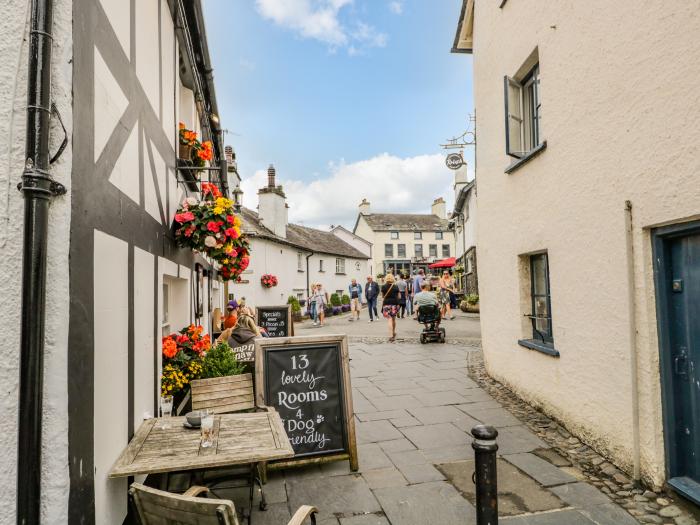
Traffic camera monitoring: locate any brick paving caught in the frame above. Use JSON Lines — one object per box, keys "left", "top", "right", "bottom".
{"left": 211, "top": 331, "right": 700, "bottom": 525}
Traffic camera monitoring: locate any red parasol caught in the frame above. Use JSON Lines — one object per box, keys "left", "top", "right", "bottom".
{"left": 428, "top": 257, "right": 456, "bottom": 269}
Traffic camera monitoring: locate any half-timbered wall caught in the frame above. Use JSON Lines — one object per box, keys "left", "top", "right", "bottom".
{"left": 70, "top": 0, "right": 219, "bottom": 522}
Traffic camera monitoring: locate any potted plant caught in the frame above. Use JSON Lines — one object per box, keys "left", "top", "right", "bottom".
{"left": 332, "top": 306, "right": 342, "bottom": 316}
{"left": 460, "top": 294, "right": 480, "bottom": 313}
{"left": 341, "top": 294, "right": 351, "bottom": 305}
{"left": 173, "top": 183, "right": 250, "bottom": 281}
{"left": 200, "top": 341, "right": 245, "bottom": 379}
{"left": 161, "top": 324, "right": 211, "bottom": 412}
{"left": 261, "top": 274, "right": 278, "bottom": 288}
{"left": 330, "top": 293, "right": 342, "bottom": 307}
{"left": 178, "top": 123, "right": 213, "bottom": 176}
{"left": 287, "top": 295, "right": 302, "bottom": 322}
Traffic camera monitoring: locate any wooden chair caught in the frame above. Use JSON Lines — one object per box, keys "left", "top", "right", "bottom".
{"left": 189, "top": 373, "right": 270, "bottom": 522}
{"left": 129, "top": 483, "right": 317, "bottom": 525}
{"left": 190, "top": 373, "right": 255, "bottom": 414}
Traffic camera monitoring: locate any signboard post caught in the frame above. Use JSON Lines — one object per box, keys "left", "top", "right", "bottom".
{"left": 254, "top": 334, "right": 358, "bottom": 471}
{"left": 256, "top": 305, "right": 294, "bottom": 338}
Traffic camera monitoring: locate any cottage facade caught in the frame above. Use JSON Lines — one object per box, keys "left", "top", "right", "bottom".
{"left": 450, "top": 165, "right": 477, "bottom": 295}
{"left": 1, "top": 0, "right": 238, "bottom": 522}
{"left": 233, "top": 168, "right": 370, "bottom": 307}
{"left": 454, "top": 0, "right": 700, "bottom": 500}
{"left": 353, "top": 198, "right": 455, "bottom": 277}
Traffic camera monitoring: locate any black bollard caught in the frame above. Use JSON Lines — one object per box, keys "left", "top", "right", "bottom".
{"left": 471, "top": 425, "right": 499, "bottom": 525}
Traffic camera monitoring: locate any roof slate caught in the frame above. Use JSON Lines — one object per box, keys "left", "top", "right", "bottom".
{"left": 239, "top": 207, "right": 368, "bottom": 259}
{"left": 359, "top": 213, "right": 450, "bottom": 232}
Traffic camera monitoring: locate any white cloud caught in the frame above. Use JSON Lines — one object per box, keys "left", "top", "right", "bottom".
{"left": 241, "top": 153, "right": 472, "bottom": 230}
{"left": 388, "top": 1, "right": 403, "bottom": 15}
{"left": 255, "top": 0, "right": 387, "bottom": 54}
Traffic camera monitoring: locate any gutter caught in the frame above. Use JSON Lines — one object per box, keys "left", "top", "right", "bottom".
{"left": 624, "top": 200, "right": 642, "bottom": 484}
{"left": 17, "top": 0, "right": 66, "bottom": 522}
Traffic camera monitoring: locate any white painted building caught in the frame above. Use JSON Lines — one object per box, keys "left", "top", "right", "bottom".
{"left": 233, "top": 167, "right": 371, "bottom": 307}
{"left": 353, "top": 198, "right": 455, "bottom": 277}
{"left": 450, "top": 164, "right": 477, "bottom": 294}
{"left": 1, "top": 1, "right": 236, "bottom": 522}
{"left": 453, "top": 0, "right": 700, "bottom": 502}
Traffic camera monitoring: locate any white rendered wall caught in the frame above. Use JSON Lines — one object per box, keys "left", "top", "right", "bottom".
{"left": 231, "top": 238, "right": 369, "bottom": 309}
{"left": 472, "top": 0, "right": 700, "bottom": 486}
{"left": 0, "top": 0, "right": 73, "bottom": 522}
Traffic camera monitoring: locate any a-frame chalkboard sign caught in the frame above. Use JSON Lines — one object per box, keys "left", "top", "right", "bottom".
{"left": 255, "top": 335, "right": 358, "bottom": 471}
{"left": 256, "top": 305, "right": 294, "bottom": 338}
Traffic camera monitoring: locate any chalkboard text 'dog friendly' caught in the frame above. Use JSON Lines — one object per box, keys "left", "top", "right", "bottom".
{"left": 255, "top": 335, "right": 358, "bottom": 470}
{"left": 278, "top": 353, "right": 332, "bottom": 450}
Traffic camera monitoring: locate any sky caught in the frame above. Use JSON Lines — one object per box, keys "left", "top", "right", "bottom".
{"left": 202, "top": 0, "right": 474, "bottom": 229}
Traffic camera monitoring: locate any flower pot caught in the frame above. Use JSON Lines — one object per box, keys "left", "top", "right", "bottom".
{"left": 179, "top": 143, "right": 193, "bottom": 161}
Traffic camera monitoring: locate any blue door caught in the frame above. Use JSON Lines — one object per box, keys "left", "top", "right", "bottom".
{"left": 654, "top": 222, "right": 700, "bottom": 504}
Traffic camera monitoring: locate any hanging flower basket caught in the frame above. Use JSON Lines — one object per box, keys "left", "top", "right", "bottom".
{"left": 173, "top": 182, "right": 250, "bottom": 281}
{"left": 261, "top": 274, "right": 278, "bottom": 288}
{"left": 178, "top": 123, "right": 214, "bottom": 176}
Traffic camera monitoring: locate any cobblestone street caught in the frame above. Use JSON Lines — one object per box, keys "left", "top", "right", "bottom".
{"left": 221, "top": 316, "right": 700, "bottom": 525}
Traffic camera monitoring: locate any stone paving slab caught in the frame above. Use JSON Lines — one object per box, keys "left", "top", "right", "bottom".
{"left": 373, "top": 481, "right": 475, "bottom": 525}
{"left": 339, "top": 514, "right": 391, "bottom": 525}
{"left": 549, "top": 482, "right": 611, "bottom": 507}
{"left": 503, "top": 452, "right": 578, "bottom": 487}
{"left": 500, "top": 509, "right": 598, "bottom": 524}
{"left": 286, "top": 474, "right": 381, "bottom": 521}
{"left": 356, "top": 420, "right": 405, "bottom": 444}
{"left": 579, "top": 502, "right": 641, "bottom": 525}
{"left": 406, "top": 405, "right": 466, "bottom": 425}
{"left": 400, "top": 422, "right": 469, "bottom": 449}
{"left": 361, "top": 468, "right": 409, "bottom": 489}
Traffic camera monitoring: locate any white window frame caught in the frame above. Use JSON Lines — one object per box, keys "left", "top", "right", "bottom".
{"left": 414, "top": 231, "right": 422, "bottom": 240}
{"left": 335, "top": 258, "right": 346, "bottom": 274}
{"left": 297, "top": 252, "right": 304, "bottom": 271}
{"left": 504, "top": 64, "right": 541, "bottom": 159}
{"left": 391, "top": 231, "right": 399, "bottom": 239}
{"left": 435, "top": 231, "right": 443, "bottom": 240}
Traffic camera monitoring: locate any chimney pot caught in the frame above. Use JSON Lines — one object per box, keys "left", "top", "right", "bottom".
{"left": 224, "top": 146, "right": 234, "bottom": 163}
{"left": 267, "top": 164, "right": 276, "bottom": 188}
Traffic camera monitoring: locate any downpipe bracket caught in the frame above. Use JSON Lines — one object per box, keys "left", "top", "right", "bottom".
{"left": 17, "top": 167, "right": 66, "bottom": 197}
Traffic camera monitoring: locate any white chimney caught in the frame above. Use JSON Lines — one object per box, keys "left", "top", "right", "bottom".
{"left": 431, "top": 197, "right": 447, "bottom": 220}
{"left": 358, "top": 198, "right": 371, "bottom": 215}
{"left": 258, "top": 164, "right": 287, "bottom": 238}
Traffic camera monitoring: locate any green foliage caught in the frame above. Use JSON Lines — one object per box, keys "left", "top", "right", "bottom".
{"left": 330, "top": 293, "right": 342, "bottom": 306}
{"left": 376, "top": 272, "right": 385, "bottom": 279}
{"left": 201, "top": 342, "right": 245, "bottom": 379}
{"left": 466, "top": 294, "right": 479, "bottom": 305}
{"left": 341, "top": 294, "right": 351, "bottom": 305}
{"left": 287, "top": 295, "right": 301, "bottom": 313}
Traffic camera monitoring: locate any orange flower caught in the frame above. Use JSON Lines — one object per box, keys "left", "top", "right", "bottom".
{"left": 179, "top": 122, "right": 185, "bottom": 130}
{"left": 162, "top": 337, "right": 178, "bottom": 359}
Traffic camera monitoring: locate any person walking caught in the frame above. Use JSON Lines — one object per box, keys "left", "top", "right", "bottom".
{"left": 439, "top": 271, "right": 456, "bottom": 320}
{"left": 312, "top": 284, "right": 327, "bottom": 326}
{"left": 308, "top": 284, "right": 318, "bottom": 325}
{"left": 412, "top": 269, "right": 425, "bottom": 318}
{"left": 365, "top": 276, "right": 379, "bottom": 322}
{"left": 405, "top": 274, "right": 414, "bottom": 316}
{"left": 380, "top": 273, "right": 400, "bottom": 341}
{"left": 348, "top": 278, "right": 363, "bottom": 322}
{"left": 396, "top": 274, "right": 407, "bottom": 318}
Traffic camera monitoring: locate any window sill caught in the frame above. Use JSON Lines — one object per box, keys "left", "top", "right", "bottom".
{"left": 297, "top": 270, "right": 305, "bottom": 273}
{"left": 318, "top": 270, "right": 325, "bottom": 273}
{"left": 336, "top": 272, "right": 346, "bottom": 276}
{"left": 518, "top": 338, "right": 560, "bottom": 357}
{"left": 505, "top": 141, "right": 547, "bottom": 174}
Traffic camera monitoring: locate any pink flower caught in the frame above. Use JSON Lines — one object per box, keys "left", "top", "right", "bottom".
{"left": 224, "top": 228, "right": 236, "bottom": 238}
{"left": 184, "top": 225, "right": 196, "bottom": 237}
{"left": 207, "top": 221, "right": 220, "bottom": 233}
{"left": 175, "top": 211, "right": 195, "bottom": 223}
{"left": 226, "top": 215, "right": 235, "bottom": 224}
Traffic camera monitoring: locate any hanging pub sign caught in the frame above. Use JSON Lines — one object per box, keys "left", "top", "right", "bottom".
{"left": 256, "top": 305, "right": 293, "bottom": 337}
{"left": 255, "top": 335, "right": 358, "bottom": 470}
{"left": 445, "top": 152, "right": 465, "bottom": 170}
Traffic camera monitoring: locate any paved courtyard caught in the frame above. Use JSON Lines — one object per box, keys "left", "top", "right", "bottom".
{"left": 229, "top": 321, "right": 648, "bottom": 525}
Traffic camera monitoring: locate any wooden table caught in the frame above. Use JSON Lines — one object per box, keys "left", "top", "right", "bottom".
{"left": 109, "top": 410, "right": 293, "bottom": 478}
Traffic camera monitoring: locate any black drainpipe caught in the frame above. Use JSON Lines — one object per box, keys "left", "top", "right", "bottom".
{"left": 17, "top": 0, "right": 65, "bottom": 523}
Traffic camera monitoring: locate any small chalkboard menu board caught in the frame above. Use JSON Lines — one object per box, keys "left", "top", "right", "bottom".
{"left": 255, "top": 335, "right": 357, "bottom": 470}
{"left": 256, "top": 305, "right": 294, "bottom": 338}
